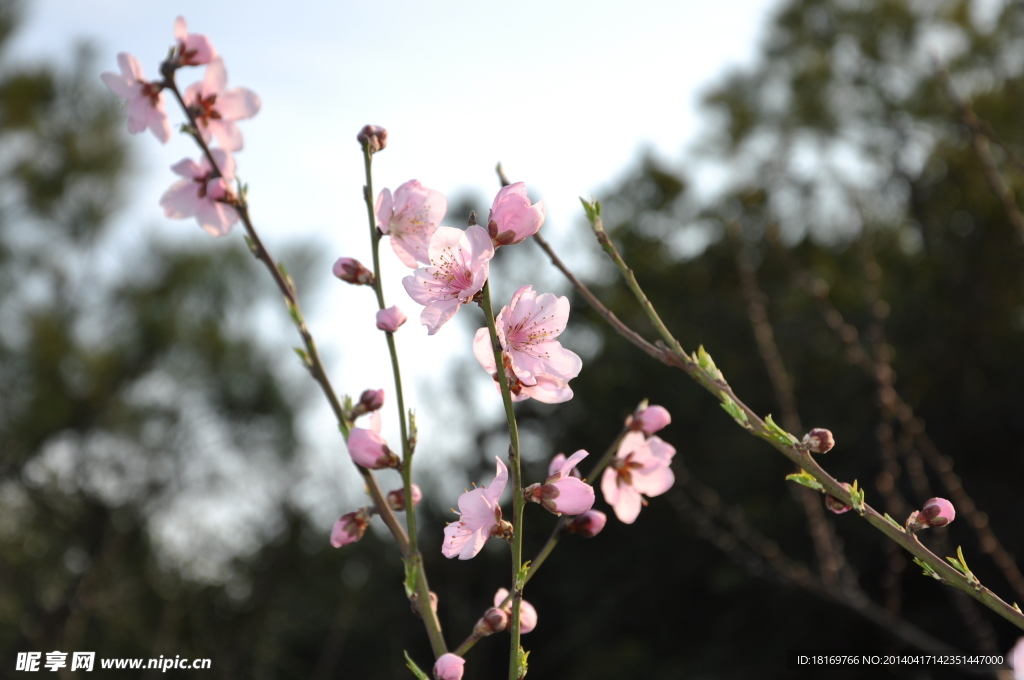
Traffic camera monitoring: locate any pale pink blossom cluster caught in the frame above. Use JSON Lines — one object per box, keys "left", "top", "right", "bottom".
{"left": 601, "top": 406, "right": 676, "bottom": 523}
{"left": 101, "top": 16, "right": 260, "bottom": 236}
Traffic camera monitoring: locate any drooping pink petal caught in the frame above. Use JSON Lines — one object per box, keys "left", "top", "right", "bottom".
{"left": 173, "top": 16, "right": 216, "bottom": 66}
{"left": 548, "top": 449, "right": 589, "bottom": 483}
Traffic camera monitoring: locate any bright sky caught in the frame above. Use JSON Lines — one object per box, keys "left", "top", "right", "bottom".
{"left": 12, "top": 0, "right": 776, "bottom": 576}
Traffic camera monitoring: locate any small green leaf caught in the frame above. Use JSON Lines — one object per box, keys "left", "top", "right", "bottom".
{"left": 696, "top": 345, "right": 724, "bottom": 381}
{"left": 1014, "top": 603, "right": 1022, "bottom": 614}
{"left": 402, "top": 558, "right": 418, "bottom": 599}
{"left": 882, "top": 513, "right": 904, "bottom": 531}
{"left": 293, "top": 347, "right": 311, "bottom": 368}
{"left": 785, "top": 471, "right": 824, "bottom": 491}
{"left": 517, "top": 647, "right": 530, "bottom": 680}
{"left": 403, "top": 651, "right": 429, "bottom": 680}
{"left": 913, "top": 557, "right": 942, "bottom": 581}
{"left": 764, "top": 414, "right": 798, "bottom": 446}
{"left": 515, "top": 561, "right": 531, "bottom": 590}
{"left": 719, "top": 395, "right": 750, "bottom": 428}
{"left": 243, "top": 235, "right": 258, "bottom": 255}
{"left": 946, "top": 556, "right": 967, "bottom": 573}
{"left": 849, "top": 479, "right": 865, "bottom": 514}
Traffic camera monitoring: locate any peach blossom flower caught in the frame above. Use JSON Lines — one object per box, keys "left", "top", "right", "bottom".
{"left": 173, "top": 16, "right": 216, "bottom": 66}
{"left": 159, "top": 149, "right": 239, "bottom": 236}
{"left": 101, "top": 53, "right": 171, "bottom": 143}
{"left": 377, "top": 180, "right": 447, "bottom": 267}
{"left": 184, "top": 57, "right": 260, "bottom": 151}
{"left": 487, "top": 182, "right": 545, "bottom": 246}
{"left": 600, "top": 431, "right": 676, "bottom": 523}
{"left": 442, "top": 457, "right": 509, "bottom": 560}
{"left": 403, "top": 226, "right": 493, "bottom": 334}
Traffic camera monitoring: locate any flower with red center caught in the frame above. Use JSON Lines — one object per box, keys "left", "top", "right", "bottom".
{"left": 330, "top": 508, "right": 372, "bottom": 547}
{"left": 487, "top": 182, "right": 545, "bottom": 246}
{"left": 376, "top": 180, "right": 447, "bottom": 267}
{"left": 442, "top": 457, "right": 511, "bottom": 560}
{"left": 493, "top": 587, "right": 538, "bottom": 634}
{"left": 173, "top": 16, "right": 216, "bottom": 66}
{"left": 159, "top": 149, "right": 239, "bottom": 236}
{"left": 184, "top": 57, "right": 261, "bottom": 152}
{"left": 402, "top": 226, "right": 493, "bottom": 334}
{"left": 471, "top": 285, "right": 581, "bottom": 403}
{"left": 600, "top": 431, "right": 676, "bottom": 523}
{"left": 101, "top": 53, "right": 171, "bottom": 143}
{"left": 525, "top": 450, "right": 595, "bottom": 516}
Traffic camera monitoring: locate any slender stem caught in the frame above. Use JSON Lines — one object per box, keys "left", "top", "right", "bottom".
{"left": 452, "top": 428, "right": 629, "bottom": 658}
{"left": 359, "top": 144, "right": 446, "bottom": 658}
{"left": 478, "top": 280, "right": 525, "bottom": 680}
{"left": 561, "top": 204, "right": 1024, "bottom": 630}
{"left": 157, "top": 68, "right": 411, "bottom": 554}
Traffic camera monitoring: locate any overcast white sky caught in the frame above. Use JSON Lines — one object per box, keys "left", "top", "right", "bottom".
{"left": 11, "top": 0, "right": 777, "bottom": 571}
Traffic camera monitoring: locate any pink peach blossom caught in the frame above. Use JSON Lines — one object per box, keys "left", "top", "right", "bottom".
{"left": 403, "top": 226, "right": 493, "bottom": 334}
{"left": 487, "top": 182, "right": 545, "bottom": 246}
{"left": 386, "top": 484, "right": 422, "bottom": 512}
{"left": 184, "top": 57, "right": 261, "bottom": 151}
{"left": 433, "top": 654, "right": 465, "bottom": 680}
{"left": 376, "top": 305, "right": 407, "bottom": 332}
{"left": 526, "top": 450, "right": 595, "bottom": 516}
{"left": 100, "top": 53, "right": 171, "bottom": 143}
{"left": 442, "top": 457, "right": 509, "bottom": 560}
{"left": 159, "top": 149, "right": 239, "bottom": 236}
{"left": 494, "top": 588, "right": 538, "bottom": 634}
{"left": 600, "top": 431, "right": 676, "bottom": 523}
{"left": 548, "top": 452, "right": 582, "bottom": 478}
{"left": 347, "top": 411, "right": 400, "bottom": 470}
{"left": 330, "top": 508, "right": 371, "bottom": 547}
{"left": 173, "top": 16, "right": 216, "bottom": 66}
{"left": 565, "top": 509, "right": 607, "bottom": 538}
{"left": 471, "top": 285, "right": 581, "bottom": 403}
{"left": 376, "top": 180, "right": 447, "bottom": 267}
{"left": 632, "top": 405, "right": 671, "bottom": 434}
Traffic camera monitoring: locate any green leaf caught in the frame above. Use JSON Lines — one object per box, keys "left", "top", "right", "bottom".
{"left": 515, "top": 561, "right": 531, "bottom": 590}
{"left": 402, "top": 558, "right": 418, "bottom": 600}
{"left": 719, "top": 395, "right": 750, "bottom": 428}
{"left": 517, "top": 647, "right": 530, "bottom": 680}
{"left": 913, "top": 557, "right": 942, "bottom": 581}
{"left": 292, "top": 347, "right": 310, "bottom": 368}
{"left": 764, "top": 414, "right": 797, "bottom": 446}
{"left": 946, "top": 556, "right": 966, "bottom": 573}
{"left": 882, "top": 513, "right": 904, "bottom": 531}
{"left": 785, "top": 471, "right": 824, "bottom": 491}
{"left": 696, "top": 345, "right": 724, "bottom": 381}
{"left": 403, "top": 651, "right": 429, "bottom": 680}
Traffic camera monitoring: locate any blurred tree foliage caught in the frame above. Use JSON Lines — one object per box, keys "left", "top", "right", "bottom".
{"left": 6, "top": 0, "right": 1024, "bottom": 679}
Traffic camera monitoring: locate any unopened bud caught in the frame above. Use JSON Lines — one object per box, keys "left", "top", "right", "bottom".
{"left": 920, "top": 497, "right": 955, "bottom": 527}
{"left": 629, "top": 404, "right": 671, "bottom": 435}
{"left": 357, "top": 124, "right": 388, "bottom": 154}
{"left": 330, "top": 507, "right": 372, "bottom": 548}
{"left": 352, "top": 388, "right": 385, "bottom": 418}
{"left": 824, "top": 483, "right": 852, "bottom": 514}
{"left": 376, "top": 305, "right": 407, "bottom": 333}
{"left": 564, "top": 510, "right": 607, "bottom": 538}
{"left": 803, "top": 428, "right": 835, "bottom": 454}
{"left": 333, "top": 257, "right": 375, "bottom": 286}
{"left": 473, "top": 607, "right": 509, "bottom": 637}
{"left": 387, "top": 484, "right": 423, "bottom": 512}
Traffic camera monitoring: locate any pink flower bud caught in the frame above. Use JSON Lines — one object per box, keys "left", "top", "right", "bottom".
{"left": 357, "top": 124, "right": 388, "bottom": 154}
{"left": 920, "top": 497, "right": 955, "bottom": 527}
{"left": 387, "top": 484, "right": 422, "bottom": 512}
{"left": 347, "top": 427, "right": 400, "bottom": 470}
{"left": 564, "top": 510, "right": 607, "bottom": 538}
{"left": 527, "top": 450, "right": 595, "bottom": 516}
{"left": 352, "top": 388, "right": 384, "bottom": 418}
{"left": 493, "top": 588, "right": 537, "bottom": 633}
{"left": 330, "top": 509, "right": 371, "bottom": 547}
{"left": 433, "top": 653, "right": 464, "bottom": 680}
{"left": 333, "top": 257, "right": 375, "bottom": 286}
{"left": 376, "top": 305, "right": 407, "bottom": 332}
{"left": 631, "top": 405, "right": 671, "bottom": 434}
{"left": 173, "top": 16, "right": 216, "bottom": 66}
{"left": 473, "top": 607, "right": 509, "bottom": 637}
{"left": 825, "top": 494, "right": 851, "bottom": 514}
{"left": 803, "top": 428, "right": 835, "bottom": 454}
{"left": 487, "top": 182, "right": 545, "bottom": 246}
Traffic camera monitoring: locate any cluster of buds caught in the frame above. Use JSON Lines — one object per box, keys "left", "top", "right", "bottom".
{"left": 906, "top": 498, "right": 956, "bottom": 532}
